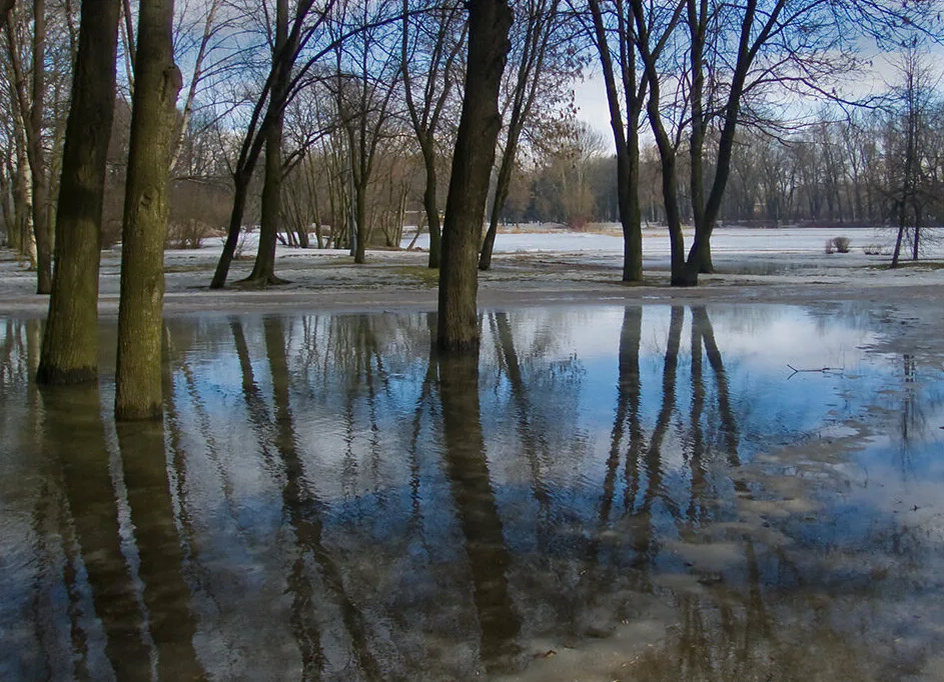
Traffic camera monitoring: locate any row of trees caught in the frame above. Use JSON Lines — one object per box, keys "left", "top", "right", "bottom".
{"left": 2, "top": 0, "right": 940, "bottom": 275}
{"left": 502, "top": 86, "right": 944, "bottom": 234}
{"left": 9, "top": 0, "right": 519, "bottom": 416}
{"left": 1, "top": 0, "right": 941, "bottom": 414}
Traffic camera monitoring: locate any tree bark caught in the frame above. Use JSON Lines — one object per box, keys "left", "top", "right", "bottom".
{"left": 114, "top": 0, "right": 181, "bottom": 420}
{"left": 37, "top": 0, "right": 120, "bottom": 385}
{"left": 437, "top": 0, "right": 513, "bottom": 353}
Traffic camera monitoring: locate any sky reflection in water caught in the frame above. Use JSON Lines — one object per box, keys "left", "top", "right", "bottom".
{"left": 2, "top": 303, "right": 944, "bottom": 681}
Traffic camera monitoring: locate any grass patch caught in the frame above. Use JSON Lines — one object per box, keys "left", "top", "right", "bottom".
{"left": 392, "top": 266, "right": 440, "bottom": 286}
{"left": 165, "top": 263, "right": 213, "bottom": 273}
{"left": 865, "top": 260, "right": 944, "bottom": 271}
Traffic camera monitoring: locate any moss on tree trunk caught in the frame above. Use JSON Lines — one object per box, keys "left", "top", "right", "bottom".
{"left": 114, "top": 0, "right": 181, "bottom": 421}
{"left": 37, "top": 0, "right": 120, "bottom": 385}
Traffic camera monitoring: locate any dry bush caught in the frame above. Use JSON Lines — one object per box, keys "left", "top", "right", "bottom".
{"left": 825, "top": 236, "right": 851, "bottom": 254}
{"left": 166, "top": 218, "right": 213, "bottom": 249}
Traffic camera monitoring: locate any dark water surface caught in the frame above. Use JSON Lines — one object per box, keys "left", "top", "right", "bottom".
{"left": 2, "top": 304, "right": 944, "bottom": 681}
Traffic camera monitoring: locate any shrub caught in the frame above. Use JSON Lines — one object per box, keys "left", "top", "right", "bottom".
{"left": 166, "top": 218, "right": 212, "bottom": 249}
{"left": 825, "top": 236, "right": 851, "bottom": 254}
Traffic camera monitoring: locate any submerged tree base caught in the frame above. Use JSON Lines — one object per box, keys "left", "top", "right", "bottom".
{"left": 35, "top": 364, "right": 97, "bottom": 385}
{"left": 114, "top": 401, "right": 164, "bottom": 422}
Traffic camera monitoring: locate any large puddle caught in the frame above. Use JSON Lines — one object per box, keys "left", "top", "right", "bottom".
{"left": 2, "top": 304, "right": 944, "bottom": 681}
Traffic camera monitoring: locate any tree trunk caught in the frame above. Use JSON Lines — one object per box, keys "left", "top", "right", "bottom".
{"left": 478, "top": 173, "right": 503, "bottom": 271}
{"left": 30, "top": 0, "right": 52, "bottom": 294}
{"left": 891, "top": 222, "right": 904, "bottom": 268}
{"left": 437, "top": 0, "right": 513, "bottom": 353}
{"left": 211, "top": 171, "right": 249, "bottom": 288}
{"left": 114, "top": 0, "right": 181, "bottom": 421}
{"left": 37, "top": 0, "right": 120, "bottom": 385}
{"left": 246, "top": 0, "right": 288, "bottom": 286}
{"left": 421, "top": 142, "right": 442, "bottom": 269}
{"left": 480, "top": 0, "right": 557, "bottom": 274}
{"left": 354, "top": 181, "right": 367, "bottom": 264}
{"left": 245, "top": 121, "right": 287, "bottom": 284}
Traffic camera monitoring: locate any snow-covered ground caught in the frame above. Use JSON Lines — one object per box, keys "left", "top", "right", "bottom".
{"left": 402, "top": 225, "right": 932, "bottom": 257}
{"left": 1, "top": 224, "right": 943, "bottom": 316}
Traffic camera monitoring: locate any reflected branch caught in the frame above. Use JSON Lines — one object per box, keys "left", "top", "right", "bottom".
{"left": 264, "top": 316, "right": 382, "bottom": 681}
{"left": 691, "top": 307, "right": 740, "bottom": 466}
{"left": 491, "top": 312, "right": 553, "bottom": 519}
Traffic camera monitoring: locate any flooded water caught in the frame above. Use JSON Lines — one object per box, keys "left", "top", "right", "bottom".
{"left": 2, "top": 304, "right": 944, "bottom": 681}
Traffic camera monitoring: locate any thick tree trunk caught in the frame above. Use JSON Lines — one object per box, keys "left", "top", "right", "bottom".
{"left": 13, "top": 144, "right": 33, "bottom": 263}
{"left": 437, "top": 0, "right": 513, "bottom": 353}
{"left": 246, "top": 123, "right": 287, "bottom": 284}
{"left": 586, "top": 0, "right": 644, "bottom": 283}
{"left": 37, "top": 0, "right": 120, "bottom": 385}
{"left": 114, "top": 0, "right": 181, "bottom": 421}
{"left": 618, "top": 131, "right": 643, "bottom": 282}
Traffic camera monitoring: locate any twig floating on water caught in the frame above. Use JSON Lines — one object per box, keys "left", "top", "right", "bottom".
{"left": 787, "top": 364, "right": 844, "bottom": 379}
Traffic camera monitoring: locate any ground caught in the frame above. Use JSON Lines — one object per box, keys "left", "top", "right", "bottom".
{"left": 1, "top": 226, "right": 942, "bottom": 318}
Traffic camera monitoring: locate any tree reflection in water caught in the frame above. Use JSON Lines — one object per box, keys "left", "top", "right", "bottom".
{"left": 437, "top": 346, "right": 522, "bottom": 672}
{"left": 2, "top": 305, "right": 944, "bottom": 681}
{"left": 32, "top": 384, "right": 205, "bottom": 681}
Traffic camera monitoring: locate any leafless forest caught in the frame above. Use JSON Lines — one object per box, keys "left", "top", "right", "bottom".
{"left": 1, "top": 0, "right": 942, "bottom": 265}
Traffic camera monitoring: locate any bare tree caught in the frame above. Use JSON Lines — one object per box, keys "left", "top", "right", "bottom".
{"left": 210, "top": 0, "right": 338, "bottom": 289}
{"left": 401, "top": 0, "right": 466, "bottom": 268}
{"left": 331, "top": 0, "right": 401, "bottom": 265}
{"left": 244, "top": 0, "right": 291, "bottom": 285}
{"left": 4, "top": 0, "right": 53, "bottom": 292}
{"left": 888, "top": 47, "right": 940, "bottom": 267}
{"left": 479, "top": 0, "right": 567, "bottom": 271}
